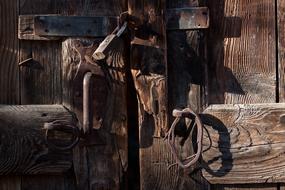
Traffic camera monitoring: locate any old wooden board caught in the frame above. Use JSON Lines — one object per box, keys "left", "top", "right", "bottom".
{"left": 18, "top": 0, "right": 76, "bottom": 189}
{"left": 128, "top": 0, "right": 170, "bottom": 189}
{"left": 62, "top": 37, "right": 128, "bottom": 189}
{"left": 19, "top": 15, "right": 118, "bottom": 40}
{"left": 0, "top": 177, "right": 21, "bottom": 190}
{"left": 207, "top": 0, "right": 276, "bottom": 105}
{"left": 211, "top": 184, "right": 278, "bottom": 190}
{"left": 166, "top": 0, "right": 210, "bottom": 190}
{"left": 61, "top": 1, "right": 128, "bottom": 189}
{"left": 206, "top": 0, "right": 279, "bottom": 189}
{"left": 0, "top": 105, "right": 76, "bottom": 175}
{"left": 19, "top": 1, "right": 64, "bottom": 105}
{"left": 0, "top": 0, "right": 19, "bottom": 104}
{"left": 202, "top": 103, "right": 285, "bottom": 184}
{"left": 278, "top": 0, "right": 285, "bottom": 102}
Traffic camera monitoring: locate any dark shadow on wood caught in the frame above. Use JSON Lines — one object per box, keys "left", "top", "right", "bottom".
{"left": 207, "top": 0, "right": 243, "bottom": 104}
{"left": 200, "top": 113, "right": 233, "bottom": 177}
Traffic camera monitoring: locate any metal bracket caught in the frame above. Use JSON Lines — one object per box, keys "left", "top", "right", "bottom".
{"left": 18, "top": 15, "right": 118, "bottom": 40}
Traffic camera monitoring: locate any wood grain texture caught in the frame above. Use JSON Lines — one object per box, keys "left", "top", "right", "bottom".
{"left": 278, "top": 0, "right": 285, "bottom": 102}
{"left": 62, "top": 36, "right": 128, "bottom": 189}
{"left": 207, "top": 0, "right": 276, "bottom": 104}
{"left": 19, "top": 0, "right": 64, "bottom": 105}
{"left": 0, "top": 176, "right": 21, "bottom": 190}
{"left": 18, "top": 1, "right": 78, "bottom": 189}
{"left": 0, "top": 0, "right": 19, "bottom": 104}
{"left": 166, "top": 0, "right": 210, "bottom": 189}
{"left": 0, "top": 105, "right": 76, "bottom": 175}
{"left": 129, "top": 0, "right": 209, "bottom": 189}
{"left": 202, "top": 103, "right": 285, "bottom": 184}
{"left": 19, "top": 41, "right": 62, "bottom": 104}
{"left": 61, "top": 1, "right": 128, "bottom": 189}
{"left": 21, "top": 175, "right": 76, "bottom": 190}
{"left": 211, "top": 184, "right": 277, "bottom": 190}
{"left": 128, "top": 0, "right": 170, "bottom": 189}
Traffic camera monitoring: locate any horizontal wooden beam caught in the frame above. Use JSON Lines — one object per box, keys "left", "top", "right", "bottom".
{"left": 0, "top": 105, "right": 77, "bottom": 175}
{"left": 202, "top": 103, "right": 285, "bottom": 184}
{"left": 18, "top": 15, "right": 118, "bottom": 40}
{"left": 166, "top": 7, "right": 209, "bottom": 30}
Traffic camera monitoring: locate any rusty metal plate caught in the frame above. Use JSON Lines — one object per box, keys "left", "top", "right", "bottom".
{"left": 32, "top": 15, "right": 118, "bottom": 37}
{"left": 166, "top": 7, "right": 209, "bottom": 30}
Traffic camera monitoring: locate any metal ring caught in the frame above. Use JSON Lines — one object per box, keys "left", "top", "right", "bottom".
{"left": 166, "top": 108, "right": 203, "bottom": 169}
{"left": 44, "top": 120, "right": 80, "bottom": 151}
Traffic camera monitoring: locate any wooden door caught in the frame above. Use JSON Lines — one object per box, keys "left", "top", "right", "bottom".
{"left": 130, "top": 0, "right": 285, "bottom": 190}
{"left": 0, "top": 0, "right": 128, "bottom": 190}
{"left": 2, "top": 0, "right": 285, "bottom": 190}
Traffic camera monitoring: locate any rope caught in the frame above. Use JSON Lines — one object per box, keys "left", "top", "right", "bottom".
{"left": 165, "top": 108, "right": 203, "bottom": 169}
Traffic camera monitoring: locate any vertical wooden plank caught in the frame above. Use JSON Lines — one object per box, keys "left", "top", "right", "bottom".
{"left": 277, "top": 0, "right": 285, "bottom": 188}
{"left": 0, "top": 176, "right": 21, "bottom": 190}
{"left": 19, "top": 0, "right": 64, "bottom": 104}
{"left": 62, "top": 1, "right": 128, "bottom": 189}
{"left": 167, "top": 0, "right": 210, "bottom": 189}
{"left": 0, "top": 0, "right": 19, "bottom": 104}
{"left": 128, "top": 0, "right": 177, "bottom": 190}
{"left": 0, "top": 0, "right": 22, "bottom": 189}
{"left": 19, "top": 0, "right": 76, "bottom": 189}
{"left": 207, "top": 0, "right": 278, "bottom": 189}
{"left": 278, "top": 0, "right": 285, "bottom": 102}
{"left": 207, "top": 0, "right": 276, "bottom": 105}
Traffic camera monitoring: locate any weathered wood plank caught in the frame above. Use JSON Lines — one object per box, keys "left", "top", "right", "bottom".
{"left": 0, "top": 0, "right": 19, "bottom": 104}
{"left": 19, "top": 15, "right": 118, "bottom": 40}
{"left": 19, "top": 41, "right": 62, "bottom": 104}
{"left": 278, "top": 0, "right": 285, "bottom": 102}
{"left": 211, "top": 184, "right": 278, "bottom": 190}
{"left": 61, "top": 1, "right": 128, "bottom": 189}
{"left": 202, "top": 103, "right": 285, "bottom": 184}
{"left": 207, "top": 0, "right": 276, "bottom": 104}
{"left": 0, "top": 176, "right": 21, "bottom": 190}
{"left": 129, "top": 0, "right": 210, "bottom": 189}
{"left": 128, "top": 0, "right": 175, "bottom": 190}
{"left": 19, "top": 1, "right": 64, "bottom": 105}
{"left": 19, "top": 0, "right": 76, "bottom": 189}
{"left": 166, "top": 0, "right": 210, "bottom": 189}
{"left": 207, "top": 0, "right": 278, "bottom": 189}
{"left": 63, "top": 36, "right": 128, "bottom": 190}
{"left": 21, "top": 175, "right": 76, "bottom": 190}
{"left": 0, "top": 105, "right": 76, "bottom": 175}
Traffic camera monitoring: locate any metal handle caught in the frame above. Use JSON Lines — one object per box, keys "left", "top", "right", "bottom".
{"left": 83, "top": 72, "right": 94, "bottom": 134}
